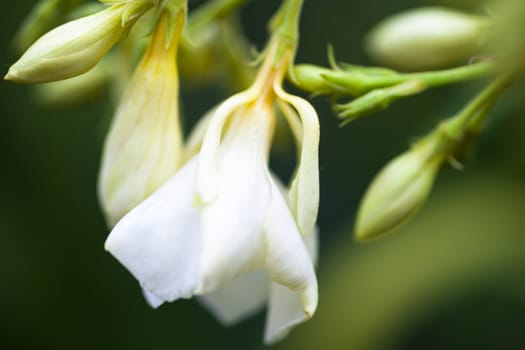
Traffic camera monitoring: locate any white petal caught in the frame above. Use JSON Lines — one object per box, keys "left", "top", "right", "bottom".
{"left": 197, "top": 270, "right": 268, "bottom": 325}
{"left": 105, "top": 158, "right": 200, "bottom": 302}
{"left": 262, "top": 177, "right": 318, "bottom": 344}
{"left": 197, "top": 105, "right": 275, "bottom": 294}
{"left": 305, "top": 227, "right": 319, "bottom": 267}
{"left": 275, "top": 86, "right": 320, "bottom": 238}
{"left": 264, "top": 282, "right": 306, "bottom": 344}
{"left": 196, "top": 89, "right": 258, "bottom": 204}
{"left": 142, "top": 288, "right": 164, "bottom": 309}
{"left": 276, "top": 99, "right": 303, "bottom": 152}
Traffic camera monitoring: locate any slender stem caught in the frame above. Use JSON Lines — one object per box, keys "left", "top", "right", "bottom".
{"left": 444, "top": 72, "right": 514, "bottom": 137}
{"left": 363, "top": 61, "right": 496, "bottom": 90}
{"left": 296, "top": 60, "right": 497, "bottom": 96}
{"left": 268, "top": 0, "right": 304, "bottom": 64}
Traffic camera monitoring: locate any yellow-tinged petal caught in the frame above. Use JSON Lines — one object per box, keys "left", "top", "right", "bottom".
{"left": 275, "top": 85, "right": 320, "bottom": 238}
{"left": 99, "top": 13, "right": 183, "bottom": 226}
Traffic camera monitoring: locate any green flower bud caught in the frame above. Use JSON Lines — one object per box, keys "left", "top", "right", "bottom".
{"left": 365, "top": 7, "right": 492, "bottom": 70}
{"left": 5, "top": 1, "right": 152, "bottom": 84}
{"left": 355, "top": 135, "right": 446, "bottom": 241}
{"left": 293, "top": 64, "right": 337, "bottom": 94}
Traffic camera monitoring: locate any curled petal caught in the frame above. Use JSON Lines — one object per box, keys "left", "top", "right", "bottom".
{"left": 277, "top": 99, "right": 303, "bottom": 151}
{"left": 105, "top": 159, "right": 200, "bottom": 302}
{"left": 263, "top": 176, "right": 318, "bottom": 342}
{"left": 275, "top": 86, "right": 320, "bottom": 238}
{"left": 196, "top": 88, "right": 258, "bottom": 204}
{"left": 264, "top": 282, "right": 307, "bottom": 345}
{"left": 198, "top": 270, "right": 268, "bottom": 325}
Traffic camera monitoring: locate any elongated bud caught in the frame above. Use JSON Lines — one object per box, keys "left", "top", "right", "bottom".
{"left": 365, "top": 7, "right": 492, "bottom": 70}
{"left": 5, "top": 1, "right": 152, "bottom": 84}
{"left": 355, "top": 134, "right": 446, "bottom": 241}
{"left": 98, "top": 12, "right": 185, "bottom": 227}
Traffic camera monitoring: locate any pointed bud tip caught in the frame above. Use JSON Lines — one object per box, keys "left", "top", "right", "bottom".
{"left": 4, "top": 69, "right": 16, "bottom": 81}
{"left": 4, "top": 66, "right": 30, "bottom": 83}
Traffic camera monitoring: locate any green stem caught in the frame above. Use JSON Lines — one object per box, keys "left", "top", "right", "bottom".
{"left": 444, "top": 72, "right": 514, "bottom": 137}
{"left": 268, "top": 0, "right": 304, "bottom": 63}
{"left": 392, "top": 61, "right": 495, "bottom": 88}
{"left": 309, "top": 60, "right": 496, "bottom": 96}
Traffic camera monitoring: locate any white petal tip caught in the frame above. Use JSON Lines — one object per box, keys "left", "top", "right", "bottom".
{"left": 142, "top": 288, "right": 165, "bottom": 309}
{"left": 103, "top": 234, "right": 116, "bottom": 253}
{"left": 301, "top": 288, "right": 318, "bottom": 319}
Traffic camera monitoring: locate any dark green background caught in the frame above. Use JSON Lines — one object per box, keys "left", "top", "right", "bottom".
{"left": 1, "top": 0, "right": 525, "bottom": 349}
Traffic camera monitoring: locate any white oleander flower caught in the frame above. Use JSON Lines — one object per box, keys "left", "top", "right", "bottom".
{"left": 5, "top": 0, "right": 154, "bottom": 83}
{"left": 105, "top": 38, "right": 321, "bottom": 344}
{"left": 98, "top": 12, "right": 184, "bottom": 227}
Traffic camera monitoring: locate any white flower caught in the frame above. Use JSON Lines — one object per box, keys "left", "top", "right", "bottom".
{"left": 98, "top": 12, "right": 184, "bottom": 226}
{"left": 105, "top": 39, "right": 320, "bottom": 343}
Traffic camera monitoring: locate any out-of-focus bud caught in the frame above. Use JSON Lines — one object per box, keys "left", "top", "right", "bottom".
{"left": 179, "top": 22, "right": 223, "bottom": 86}
{"left": 98, "top": 12, "right": 184, "bottom": 227}
{"left": 5, "top": 1, "right": 152, "bottom": 84}
{"left": 179, "top": 14, "right": 254, "bottom": 90}
{"left": 355, "top": 133, "right": 448, "bottom": 241}
{"left": 365, "top": 7, "right": 492, "bottom": 70}
{"left": 485, "top": 0, "right": 525, "bottom": 70}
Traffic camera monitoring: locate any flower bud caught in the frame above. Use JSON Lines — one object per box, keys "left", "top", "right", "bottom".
{"left": 365, "top": 7, "right": 492, "bottom": 70}
{"left": 5, "top": 2, "right": 150, "bottom": 84}
{"left": 292, "top": 64, "right": 336, "bottom": 94}
{"left": 354, "top": 135, "right": 446, "bottom": 241}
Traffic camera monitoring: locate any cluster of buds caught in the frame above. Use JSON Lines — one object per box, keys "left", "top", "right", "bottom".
{"left": 5, "top": 0, "right": 520, "bottom": 344}
{"left": 293, "top": 47, "right": 496, "bottom": 124}
{"left": 6, "top": 0, "right": 320, "bottom": 343}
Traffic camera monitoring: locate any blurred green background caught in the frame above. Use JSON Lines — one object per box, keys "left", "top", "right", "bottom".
{"left": 1, "top": 0, "right": 525, "bottom": 349}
